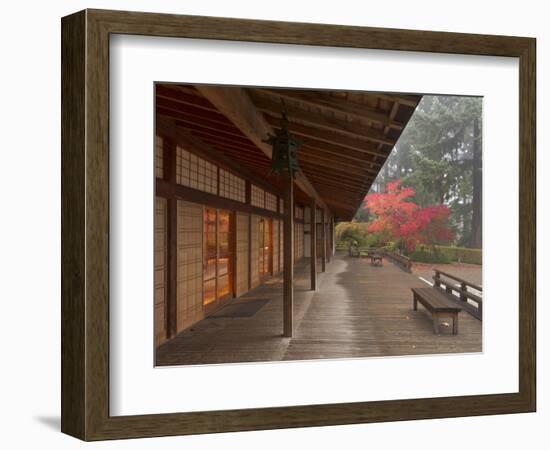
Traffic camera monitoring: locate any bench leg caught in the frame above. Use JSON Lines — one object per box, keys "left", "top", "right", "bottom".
{"left": 453, "top": 313, "right": 459, "bottom": 335}
{"left": 432, "top": 313, "right": 439, "bottom": 334}
{"left": 413, "top": 295, "right": 418, "bottom": 311}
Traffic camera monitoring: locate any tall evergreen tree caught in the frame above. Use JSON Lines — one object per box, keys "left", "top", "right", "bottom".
{"left": 365, "top": 95, "right": 482, "bottom": 247}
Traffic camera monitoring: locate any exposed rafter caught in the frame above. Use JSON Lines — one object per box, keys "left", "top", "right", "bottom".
{"left": 156, "top": 84, "right": 421, "bottom": 221}
{"left": 195, "top": 85, "right": 330, "bottom": 212}
{"left": 256, "top": 88, "right": 404, "bottom": 130}
{"left": 264, "top": 115, "right": 389, "bottom": 158}
{"left": 249, "top": 92, "right": 395, "bottom": 146}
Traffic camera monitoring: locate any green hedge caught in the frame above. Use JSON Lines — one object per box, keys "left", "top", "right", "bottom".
{"left": 409, "top": 249, "right": 451, "bottom": 264}
{"left": 435, "top": 245, "right": 482, "bottom": 265}
{"left": 410, "top": 245, "right": 482, "bottom": 265}
{"left": 337, "top": 241, "right": 482, "bottom": 265}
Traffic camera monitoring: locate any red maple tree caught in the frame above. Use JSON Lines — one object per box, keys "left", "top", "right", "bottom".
{"left": 365, "top": 180, "right": 454, "bottom": 252}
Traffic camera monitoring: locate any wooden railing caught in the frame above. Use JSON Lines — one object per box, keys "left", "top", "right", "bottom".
{"left": 433, "top": 269, "right": 483, "bottom": 320}
{"left": 384, "top": 250, "right": 412, "bottom": 273}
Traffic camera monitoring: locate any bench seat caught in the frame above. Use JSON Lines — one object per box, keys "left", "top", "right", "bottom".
{"left": 411, "top": 287, "right": 462, "bottom": 334}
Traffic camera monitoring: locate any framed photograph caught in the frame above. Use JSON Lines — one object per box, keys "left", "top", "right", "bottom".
{"left": 61, "top": 9, "right": 536, "bottom": 441}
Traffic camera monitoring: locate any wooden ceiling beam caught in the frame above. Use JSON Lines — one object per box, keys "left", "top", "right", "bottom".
{"left": 318, "top": 192, "right": 364, "bottom": 208}
{"left": 300, "top": 135, "right": 386, "bottom": 162}
{"left": 158, "top": 111, "right": 246, "bottom": 141}
{"left": 368, "top": 92, "right": 419, "bottom": 107}
{"left": 197, "top": 137, "right": 271, "bottom": 160}
{"left": 166, "top": 107, "right": 382, "bottom": 189}
{"left": 156, "top": 97, "right": 233, "bottom": 126}
{"left": 303, "top": 175, "right": 370, "bottom": 194}
{"left": 195, "top": 85, "right": 330, "bottom": 212}
{"left": 250, "top": 94, "right": 395, "bottom": 146}
{"left": 198, "top": 142, "right": 272, "bottom": 166}
{"left": 301, "top": 164, "right": 371, "bottom": 187}
{"left": 173, "top": 123, "right": 253, "bottom": 147}
{"left": 301, "top": 169, "right": 368, "bottom": 191}
{"left": 256, "top": 88, "right": 403, "bottom": 130}
{"left": 157, "top": 116, "right": 280, "bottom": 196}
{"left": 300, "top": 142, "right": 382, "bottom": 168}
{"left": 264, "top": 115, "right": 389, "bottom": 159}
{"left": 156, "top": 85, "right": 220, "bottom": 113}
{"left": 183, "top": 127, "right": 264, "bottom": 152}
{"left": 299, "top": 153, "right": 377, "bottom": 178}
{"left": 298, "top": 152, "right": 378, "bottom": 176}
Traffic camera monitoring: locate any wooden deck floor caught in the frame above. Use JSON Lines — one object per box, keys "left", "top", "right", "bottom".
{"left": 156, "top": 253, "right": 482, "bottom": 366}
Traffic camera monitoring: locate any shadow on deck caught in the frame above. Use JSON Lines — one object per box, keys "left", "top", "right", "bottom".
{"left": 155, "top": 252, "right": 482, "bottom": 366}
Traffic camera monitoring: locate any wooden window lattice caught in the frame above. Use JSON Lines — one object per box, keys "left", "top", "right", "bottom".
{"left": 155, "top": 135, "right": 164, "bottom": 179}
{"left": 219, "top": 168, "right": 246, "bottom": 203}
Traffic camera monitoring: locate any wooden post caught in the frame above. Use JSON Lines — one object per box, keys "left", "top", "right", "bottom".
{"left": 321, "top": 209, "right": 326, "bottom": 272}
{"left": 460, "top": 282, "right": 467, "bottom": 302}
{"left": 434, "top": 270, "right": 441, "bottom": 288}
{"left": 283, "top": 173, "right": 294, "bottom": 337}
{"left": 330, "top": 215, "right": 334, "bottom": 261}
{"left": 331, "top": 216, "right": 335, "bottom": 257}
{"left": 245, "top": 181, "right": 252, "bottom": 290}
{"left": 164, "top": 138, "right": 178, "bottom": 339}
{"left": 325, "top": 217, "right": 330, "bottom": 262}
{"left": 310, "top": 198, "right": 317, "bottom": 291}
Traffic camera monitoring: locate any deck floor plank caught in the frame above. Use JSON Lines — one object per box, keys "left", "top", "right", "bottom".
{"left": 156, "top": 253, "right": 482, "bottom": 366}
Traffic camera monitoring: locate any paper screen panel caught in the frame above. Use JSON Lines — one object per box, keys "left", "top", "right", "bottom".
{"left": 176, "top": 200, "right": 204, "bottom": 332}
{"left": 154, "top": 197, "right": 167, "bottom": 346}
{"left": 265, "top": 192, "right": 277, "bottom": 212}
{"left": 251, "top": 185, "right": 265, "bottom": 208}
{"left": 176, "top": 146, "right": 217, "bottom": 195}
{"left": 155, "top": 135, "right": 163, "bottom": 179}
{"left": 280, "top": 219, "right": 284, "bottom": 271}
{"left": 250, "top": 215, "right": 260, "bottom": 288}
{"left": 272, "top": 220, "right": 280, "bottom": 274}
{"left": 294, "top": 222, "right": 304, "bottom": 261}
{"left": 235, "top": 213, "right": 250, "bottom": 296}
{"left": 219, "top": 169, "right": 246, "bottom": 203}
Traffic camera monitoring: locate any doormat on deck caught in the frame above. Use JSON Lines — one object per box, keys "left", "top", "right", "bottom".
{"left": 209, "top": 299, "right": 270, "bottom": 318}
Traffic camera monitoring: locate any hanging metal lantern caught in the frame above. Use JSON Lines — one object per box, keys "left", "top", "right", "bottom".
{"left": 264, "top": 106, "right": 301, "bottom": 179}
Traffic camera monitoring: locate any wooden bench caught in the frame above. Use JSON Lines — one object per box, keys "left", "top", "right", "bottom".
{"left": 411, "top": 287, "right": 462, "bottom": 334}
{"left": 384, "top": 250, "right": 412, "bottom": 272}
{"left": 433, "top": 270, "right": 483, "bottom": 320}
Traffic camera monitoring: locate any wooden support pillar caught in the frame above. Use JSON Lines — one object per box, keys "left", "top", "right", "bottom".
{"left": 330, "top": 215, "right": 335, "bottom": 257}
{"left": 163, "top": 138, "right": 178, "bottom": 339}
{"left": 321, "top": 208, "right": 326, "bottom": 272}
{"left": 283, "top": 174, "right": 294, "bottom": 337}
{"left": 326, "top": 215, "right": 331, "bottom": 263}
{"left": 310, "top": 198, "right": 317, "bottom": 291}
{"left": 245, "top": 181, "right": 252, "bottom": 290}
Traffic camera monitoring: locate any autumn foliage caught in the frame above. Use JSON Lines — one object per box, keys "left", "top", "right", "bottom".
{"left": 365, "top": 180, "right": 454, "bottom": 252}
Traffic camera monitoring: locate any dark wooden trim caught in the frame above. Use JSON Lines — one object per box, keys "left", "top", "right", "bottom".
{"left": 61, "top": 8, "right": 536, "bottom": 440}
{"left": 257, "top": 88, "right": 404, "bottom": 129}
{"left": 245, "top": 181, "right": 253, "bottom": 290}
{"left": 163, "top": 138, "right": 178, "bottom": 338}
{"left": 310, "top": 199, "right": 317, "bottom": 291}
{"left": 253, "top": 93, "right": 395, "bottom": 145}
{"left": 518, "top": 38, "right": 536, "bottom": 409}
{"left": 61, "top": 10, "right": 86, "bottom": 439}
{"left": 156, "top": 116, "right": 282, "bottom": 197}
{"left": 266, "top": 115, "right": 389, "bottom": 159}
{"left": 194, "top": 85, "right": 330, "bottom": 211}
{"left": 321, "top": 209, "right": 327, "bottom": 272}
{"left": 156, "top": 179, "right": 284, "bottom": 220}
{"left": 283, "top": 173, "right": 294, "bottom": 338}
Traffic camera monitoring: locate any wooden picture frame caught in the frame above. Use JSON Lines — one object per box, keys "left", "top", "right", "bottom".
{"left": 61, "top": 9, "right": 536, "bottom": 441}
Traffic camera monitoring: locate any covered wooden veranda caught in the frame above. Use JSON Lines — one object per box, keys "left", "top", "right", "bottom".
{"left": 154, "top": 83, "right": 423, "bottom": 355}
{"left": 156, "top": 253, "right": 482, "bottom": 365}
